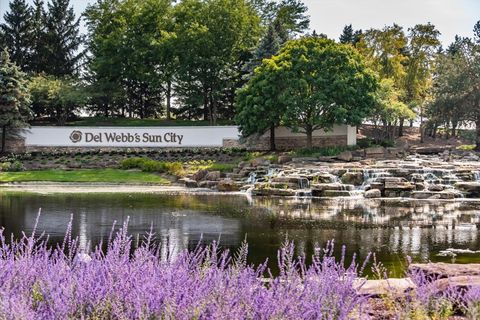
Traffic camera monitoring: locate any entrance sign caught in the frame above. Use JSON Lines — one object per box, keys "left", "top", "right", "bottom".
{"left": 23, "top": 126, "right": 241, "bottom": 148}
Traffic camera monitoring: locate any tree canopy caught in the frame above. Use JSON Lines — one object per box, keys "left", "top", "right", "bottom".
{"left": 237, "top": 37, "right": 378, "bottom": 148}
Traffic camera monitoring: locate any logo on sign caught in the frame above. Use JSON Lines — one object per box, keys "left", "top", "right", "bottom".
{"left": 69, "top": 130, "right": 83, "bottom": 143}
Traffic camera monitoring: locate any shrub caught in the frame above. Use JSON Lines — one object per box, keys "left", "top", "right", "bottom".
{"left": 120, "top": 158, "right": 183, "bottom": 175}
{"left": 0, "top": 161, "right": 24, "bottom": 172}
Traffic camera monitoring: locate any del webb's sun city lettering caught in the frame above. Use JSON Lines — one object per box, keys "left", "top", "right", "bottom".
{"left": 70, "top": 130, "right": 184, "bottom": 145}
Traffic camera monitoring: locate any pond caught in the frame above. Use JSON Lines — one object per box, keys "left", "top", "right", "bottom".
{"left": 1, "top": 191, "right": 480, "bottom": 277}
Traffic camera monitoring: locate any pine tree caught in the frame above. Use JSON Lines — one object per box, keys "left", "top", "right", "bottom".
{"left": 30, "top": 0, "right": 49, "bottom": 74}
{"left": 339, "top": 24, "right": 362, "bottom": 45}
{"left": 0, "top": 0, "right": 33, "bottom": 71}
{"left": 44, "top": 0, "right": 84, "bottom": 76}
{"left": 0, "top": 50, "right": 32, "bottom": 153}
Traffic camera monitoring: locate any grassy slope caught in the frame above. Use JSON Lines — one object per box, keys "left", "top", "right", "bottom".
{"left": 0, "top": 169, "right": 170, "bottom": 184}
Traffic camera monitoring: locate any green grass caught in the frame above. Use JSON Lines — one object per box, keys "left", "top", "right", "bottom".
{"left": 0, "top": 169, "right": 170, "bottom": 184}
{"left": 33, "top": 117, "right": 235, "bottom": 127}
{"left": 458, "top": 144, "right": 476, "bottom": 151}
{"left": 290, "top": 145, "right": 357, "bottom": 157}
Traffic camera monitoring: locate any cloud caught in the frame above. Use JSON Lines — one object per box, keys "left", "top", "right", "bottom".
{"left": 305, "top": 0, "right": 479, "bottom": 45}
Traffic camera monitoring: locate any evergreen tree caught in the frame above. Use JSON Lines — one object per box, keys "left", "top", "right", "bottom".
{"left": 30, "top": 0, "right": 49, "bottom": 74}
{"left": 0, "top": 0, "right": 33, "bottom": 71}
{"left": 0, "top": 50, "right": 32, "bottom": 153}
{"left": 44, "top": 0, "right": 84, "bottom": 76}
{"left": 339, "top": 24, "right": 362, "bottom": 45}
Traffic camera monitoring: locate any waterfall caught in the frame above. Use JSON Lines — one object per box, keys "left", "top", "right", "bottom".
{"left": 246, "top": 172, "right": 257, "bottom": 184}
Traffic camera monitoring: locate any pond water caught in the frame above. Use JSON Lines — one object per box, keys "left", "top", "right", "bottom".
{"left": 1, "top": 191, "right": 480, "bottom": 277}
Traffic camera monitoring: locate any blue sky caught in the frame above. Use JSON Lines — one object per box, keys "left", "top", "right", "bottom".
{"left": 1, "top": 0, "right": 479, "bottom": 45}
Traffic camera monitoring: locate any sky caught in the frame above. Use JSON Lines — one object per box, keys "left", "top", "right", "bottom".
{"left": 1, "top": 0, "right": 479, "bottom": 46}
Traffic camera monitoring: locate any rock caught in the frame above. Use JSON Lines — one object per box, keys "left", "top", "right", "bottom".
{"left": 415, "top": 183, "right": 426, "bottom": 191}
{"left": 341, "top": 171, "right": 364, "bottom": 186}
{"left": 354, "top": 278, "right": 416, "bottom": 296}
{"left": 384, "top": 177, "right": 415, "bottom": 191}
{"left": 364, "top": 189, "right": 381, "bottom": 198}
{"left": 271, "top": 176, "right": 309, "bottom": 189}
{"left": 409, "top": 263, "right": 480, "bottom": 279}
{"left": 336, "top": 151, "right": 353, "bottom": 162}
{"left": 184, "top": 178, "right": 198, "bottom": 188}
{"left": 413, "top": 146, "right": 452, "bottom": 155}
{"left": 311, "top": 183, "right": 354, "bottom": 197}
{"left": 251, "top": 157, "right": 270, "bottom": 167}
{"left": 192, "top": 169, "right": 209, "bottom": 181}
{"left": 277, "top": 155, "right": 292, "bottom": 164}
{"left": 369, "top": 182, "right": 384, "bottom": 191}
{"left": 204, "top": 171, "right": 221, "bottom": 181}
{"left": 431, "top": 275, "right": 480, "bottom": 292}
{"left": 322, "top": 190, "right": 352, "bottom": 197}
{"left": 428, "top": 184, "right": 445, "bottom": 192}
{"left": 364, "top": 147, "right": 385, "bottom": 158}
{"left": 217, "top": 179, "right": 240, "bottom": 192}
{"left": 455, "top": 182, "right": 480, "bottom": 197}
{"left": 198, "top": 181, "right": 218, "bottom": 189}
{"left": 252, "top": 187, "right": 296, "bottom": 197}
{"left": 312, "top": 173, "right": 337, "bottom": 184}
{"left": 411, "top": 191, "right": 458, "bottom": 200}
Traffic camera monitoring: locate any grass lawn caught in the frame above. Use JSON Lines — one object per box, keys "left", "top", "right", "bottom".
{"left": 0, "top": 169, "right": 170, "bottom": 185}
{"left": 32, "top": 117, "right": 235, "bottom": 127}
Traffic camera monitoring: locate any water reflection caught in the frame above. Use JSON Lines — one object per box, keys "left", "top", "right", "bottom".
{"left": 0, "top": 192, "right": 479, "bottom": 276}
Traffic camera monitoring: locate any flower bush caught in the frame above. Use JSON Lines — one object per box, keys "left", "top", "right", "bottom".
{"left": 0, "top": 216, "right": 478, "bottom": 319}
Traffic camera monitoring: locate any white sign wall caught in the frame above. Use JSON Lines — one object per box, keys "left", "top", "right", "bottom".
{"left": 23, "top": 126, "right": 241, "bottom": 148}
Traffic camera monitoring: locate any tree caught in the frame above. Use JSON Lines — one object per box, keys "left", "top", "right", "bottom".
{"left": 0, "top": 0, "right": 33, "bottom": 71}
{"left": 404, "top": 23, "right": 440, "bottom": 140}
{"left": 29, "top": 75, "right": 87, "bottom": 125}
{"left": 339, "top": 24, "right": 362, "bottom": 45}
{"left": 237, "top": 37, "right": 377, "bottom": 149}
{"left": 0, "top": 50, "right": 31, "bottom": 153}
{"left": 30, "top": 0, "right": 49, "bottom": 74}
{"left": 174, "top": 0, "right": 261, "bottom": 124}
{"left": 236, "top": 56, "right": 287, "bottom": 150}
{"left": 44, "top": 0, "right": 84, "bottom": 76}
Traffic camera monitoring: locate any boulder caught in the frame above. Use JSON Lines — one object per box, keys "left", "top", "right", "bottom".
{"left": 364, "top": 147, "right": 386, "bottom": 158}
{"left": 204, "top": 171, "right": 221, "bottom": 181}
{"left": 364, "top": 189, "right": 381, "bottom": 198}
{"left": 184, "top": 178, "right": 198, "bottom": 188}
{"left": 455, "top": 182, "right": 480, "bottom": 197}
{"left": 354, "top": 278, "right": 416, "bottom": 297}
{"left": 311, "top": 183, "right": 354, "bottom": 197}
{"left": 271, "top": 176, "right": 309, "bottom": 189}
{"left": 411, "top": 191, "right": 457, "bottom": 200}
{"left": 322, "top": 190, "right": 352, "bottom": 197}
{"left": 312, "top": 173, "right": 337, "bottom": 184}
{"left": 192, "top": 169, "right": 209, "bottom": 181}
{"left": 251, "top": 157, "right": 270, "bottom": 167}
{"left": 217, "top": 179, "right": 240, "bottom": 192}
{"left": 409, "top": 263, "right": 480, "bottom": 278}
{"left": 341, "top": 171, "right": 364, "bottom": 186}
{"left": 252, "top": 187, "right": 296, "bottom": 197}
{"left": 198, "top": 181, "right": 218, "bottom": 189}
{"left": 336, "top": 151, "right": 353, "bottom": 162}
{"left": 277, "top": 155, "right": 292, "bottom": 164}
{"left": 384, "top": 177, "right": 415, "bottom": 191}
{"left": 431, "top": 276, "right": 480, "bottom": 292}
{"left": 428, "top": 184, "right": 445, "bottom": 192}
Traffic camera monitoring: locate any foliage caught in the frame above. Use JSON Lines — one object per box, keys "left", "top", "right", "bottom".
{"left": 0, "top": 169, "right": 170, "bottom": 184}
{"left": 120, "top": 158, "right": 183, "bottom": 175}
{"left": 0, "top": 160, "right": 25, "bottom": 172}
{"left": 184, "top": 159, "right": 237, "bottom": 174}
{"left": 0, "top": 221, "right": 479, "bottom": 318}
{"left": 0, "top": 0, "right": 33, "bottom": 71}
{"left": 238, "top": 37, "right": 377, "bottom": 148}
{"left": 28, "top": 75, "right": 87, "bottom": 125}
{"left": 0, "top": 50, "right": 32, "bottom": 153}
{"left": 291, "top": 145, "right": 356, "bottom": 157}
{"left": 339, "top": 24, "right": 362, "bottom": 45}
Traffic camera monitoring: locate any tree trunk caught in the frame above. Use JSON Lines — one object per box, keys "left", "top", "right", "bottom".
{"left": 476, "top": 118, "right": 480, "bottom": 151}
{"left": 409, "top": 120, "right": 414, "bottom": 127}
{"left": 203, "top": 90, "right": 209, "bottom": 121}
{"left": 306, "top": 125, "right": 313, "bottom": 149}
{"left": 166, "top": 80, "right": 172, "bottom": 120}
{"left": 451, "top": 121, "right": 457, "bottom": 138}
{"left": 269, "top": 124, "right": 276, "bottom": 151}
{"left": 1, "top": 126, "right": 6, "bottom": 154}
{"left": 398, "top": 118, "right": 404, "bottom": 137}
